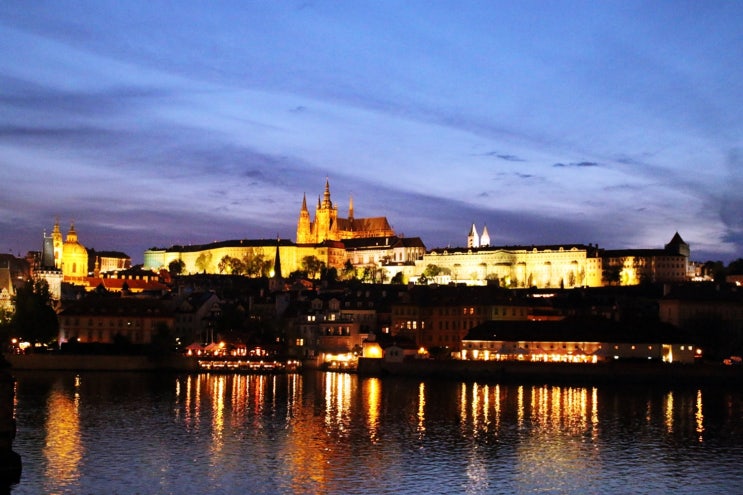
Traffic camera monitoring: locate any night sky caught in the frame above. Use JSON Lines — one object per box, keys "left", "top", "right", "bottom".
{"left": 2, "top": 1, "right": 742, "bottom": 264}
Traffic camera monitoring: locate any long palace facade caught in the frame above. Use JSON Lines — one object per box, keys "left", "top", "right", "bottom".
{"left": 140, "top": 179, "right": 692, "bottom": 288}
{"left": 143, "top": 179, "right": 426, "bottom": 277}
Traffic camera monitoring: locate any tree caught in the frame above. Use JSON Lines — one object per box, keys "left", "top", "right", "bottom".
{"left": 243, "top": 249, "right": 272, "bottom": 277}
{"left": 390, "top": 272, "right": 405, "bottom": 284}
{"left": 423, "top": 264, "right": 441, "bottom": 278}
{"left": 218, "top": 255, "right": 246, "bottom": 275}
{"left": 168, "top": 259, "right": 185, "bottom": 276}
{"left": 195, "top": 252, "right": 213, "bottom": 273}
{"left": 341, "top": 260, "right": 357, "bottom": 280}
{"left": 603, "top": 265, "right": 621, "bottom": 286}
{"left": 321, "top": 266, "right": 338, "bottom": 283}
{"left": 727, "top": 258, "right": 743, "bottom": 275}
{"left": 301, "top": 256, "right": 324, "bottom": 279}
{"left": 10, "top": 279, "right": 59, "bottom": 346}
{"left": 703, "top": 261, "right": 726, "bottom": 283}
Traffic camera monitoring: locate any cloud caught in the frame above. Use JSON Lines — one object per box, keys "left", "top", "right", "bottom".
{"left": 480, "top": 151, "right": 526, "bottom": 162}
{"left": 553, "top": 161, "right": 600, "bottom": 168}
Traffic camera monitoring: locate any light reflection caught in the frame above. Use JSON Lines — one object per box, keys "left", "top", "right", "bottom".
{"left": 44, "top": 381, "right": 81, "bottom": 489}
{"left": 517, "top": 385, "right": 524, "bottom": 428}
{"left": 459, "top": 383, "right": 467, "bottom": 435}
{"left": 324, "top": 371, "right": 352, "bottom": 432}
{"left": 493, "top": 384, "right": 501, "bottom": 432}
{"left": 591, "top": 387, "right": 599, "bottom": 440}
{"left": 695, "top": 389, "right": 704, "bottom": 442}
{"left": 210, "top": 375, "right": 226, "bottom": 460}
{"left": 471, "top": 382, "right": 480, "bottom": 431}
{"left": 664, "top": 391, "right": 674, "bottom": 433}
{"left": 365, "top": 378, "right": 381, "bottom": 442}
{"left": 418, "top": 382, "right": 426, "bottom": 437}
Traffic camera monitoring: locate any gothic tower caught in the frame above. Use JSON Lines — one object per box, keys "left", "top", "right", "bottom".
{"left": 52, "top": 219, "right": 63, "bottom": 269}
{"left": 296, "top": 193, "right": 313, "bottom": 244}
{"left": 467, "top": 223, "right": 480, "bottom": 248}
{"left": 313, "top": 178, "right": 339, "bottom": 243}
{"left": 480, "top": 224, "right": 491, "bottom": 247}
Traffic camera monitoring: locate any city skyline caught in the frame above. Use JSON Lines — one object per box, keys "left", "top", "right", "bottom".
{"left": 2, "top": 2, "right": 742, "bottom": 264}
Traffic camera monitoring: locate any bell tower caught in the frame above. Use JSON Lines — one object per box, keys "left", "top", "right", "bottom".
{"left": 296, "top": 193, "right": 313, "bottom": 244}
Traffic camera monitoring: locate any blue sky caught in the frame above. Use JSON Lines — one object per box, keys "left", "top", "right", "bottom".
{"left": 1, "top": 1, "right": 742, "bottom": 264}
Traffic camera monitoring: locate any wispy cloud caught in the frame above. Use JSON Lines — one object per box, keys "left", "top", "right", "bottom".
{"left": 480, "top": 151, "right": 526, "bottom": 162}
{"left": 553, "top": 161, "right": 600, "bottom": 168}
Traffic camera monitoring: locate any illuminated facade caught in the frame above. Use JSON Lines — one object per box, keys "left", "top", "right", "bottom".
{"left": 143, "top": 180, "right": 423, "bottom": 277}
{"left": 58, "top": 296, "right": 175, "bottom": 345}
{"left": 296, "top": 179, "right": 395, "bottom": 244}
{"left": 416, "top": 244, "right": 603, "bottom": 288}
{"left": 460, "top": 319, "right": 700, "bottom": 364}
{"left": 391, "top": 285, "right": 555, "bottom": 353}
{"left": 39, "top": 220, "right": 89, "bottom": 286}
{"left": 0, "top": 261, "right": 13, "bottom": 314}
{"left": 414, "top": 232, "right": 691, "bottom": 288}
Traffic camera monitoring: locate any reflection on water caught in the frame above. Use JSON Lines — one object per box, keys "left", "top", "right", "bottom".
{"left": 43, "top": 381, "right": 81, "bottom": 491}
{"left": 10, "top": 371, "right": 743, "bottom": 494}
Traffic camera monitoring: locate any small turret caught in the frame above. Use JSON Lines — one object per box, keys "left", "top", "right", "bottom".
{"left": 480, "top": 224, "right": 491, "bottom": 247}
{"left": 467, "top": 223, "right": 480, "bottom": 248}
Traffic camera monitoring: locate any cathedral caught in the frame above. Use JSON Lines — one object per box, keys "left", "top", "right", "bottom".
{"left": 296, "top": 179, "right": 395, "bottom": 244}
{"left": 44, "top": 220, "right": 89, "bottom": 283}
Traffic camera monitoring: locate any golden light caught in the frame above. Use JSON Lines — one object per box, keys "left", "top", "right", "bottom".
{"left": 364, "top": 344, "right": 383, "bottom": 359}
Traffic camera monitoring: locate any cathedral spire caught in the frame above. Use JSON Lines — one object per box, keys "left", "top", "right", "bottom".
{"left": 301, "top": 193, "right": 308, "bottom": 212}
{"left": 480, "top": 224, "right": 490, "bottom": 247}
{"left": 322, "top": 177, "right": 332, "bottom": 209}
{"left": 467, "top": 223, "right": 480, "bottom": 248}
{"left": 349, "top": 195, "right": 354, "bottom": 220}
{"left": 273, "top": 235, "right": 282, "bottom": 278}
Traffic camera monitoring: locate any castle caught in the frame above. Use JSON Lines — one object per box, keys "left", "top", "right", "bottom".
{"left": 141, "top": 181, "right": 692, "bottom": 288}
{"left": 296, "top": 178, "right": 395, "bottom": 244}
{"left": 143, "top": 180, "right": 426, "bottom": 277}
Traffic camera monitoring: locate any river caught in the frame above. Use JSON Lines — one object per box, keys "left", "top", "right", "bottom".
{"left": 8, "top": 370, "right": 743, "bottom": 494}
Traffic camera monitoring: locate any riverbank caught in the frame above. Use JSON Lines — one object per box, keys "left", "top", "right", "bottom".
{"left": 357, "top": 357, "right": 743, "bottom": 385}
{"left": 3, "top": 353, "right": 200, "bottom": 372}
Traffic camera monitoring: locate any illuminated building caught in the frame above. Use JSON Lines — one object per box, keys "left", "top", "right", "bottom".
{"left": 391, "top": 285, "right": 555, "bottom": 353}
{"left": 143, "top": 179, "right": 425, "bottom": 277}
{"left": 659, "top": 283, "right": 743, "bottom": 359}
{"left": 414, "top": 231, "right": 691, "bottom": 288}
{"left": 295, "top": 294, "right": 367, "bottom": 368}
{"left": 57, "top": 295, "right": 175, "bottom": 345}
{"left": 417, "top": 243, "right": 603, "bottom": 288}
{"left": 296, "top": 178, "right": 395, "bottom": 244}
{"left": 460, "top": 318, "right": 700, "bottom": 364}
{"left": 59, "top": 221, "right": 88, "bottom": 283}
{"left": 0, "top": 260, "right": 14, "bottom": 314}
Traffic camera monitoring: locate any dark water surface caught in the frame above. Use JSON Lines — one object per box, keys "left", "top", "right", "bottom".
{"left": 8, "top": 371, "right": 743, "bottom": 494}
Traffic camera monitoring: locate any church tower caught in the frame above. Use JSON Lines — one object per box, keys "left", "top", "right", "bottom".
{"left": 467, "top": 223, "right": 480, "bottom": 248}
{"left": 312, "top": 178, "right": 339, "bottom": 243}
{"left": 52, "top": 219, "right": 63, "bottom": 269}
{"left": 480, "top": 224, "right": 491, "bottom": 247}
{"left": 296, "top": 193, "right": 313, "bottom": 244}
{"left": 61, "top": 222, "right": 88, "bottom": 282}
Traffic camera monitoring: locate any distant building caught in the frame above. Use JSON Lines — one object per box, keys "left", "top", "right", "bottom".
{"left": 461, "top": 318, "right": 700, "bottom": 364}
{"left": 58, "top": 295, "right": 175, "bottom": 345}
{"left": 296, "top": 178, "right": 395, "bottom": 244}
{"left": 391, "top": 285, "right": 557, "bottom": 353}
{"left": 143, "top": 179, "right": 425, "bottom": 277}
{"left": 414, "top": 231, "right": 691, "bottom": 289}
